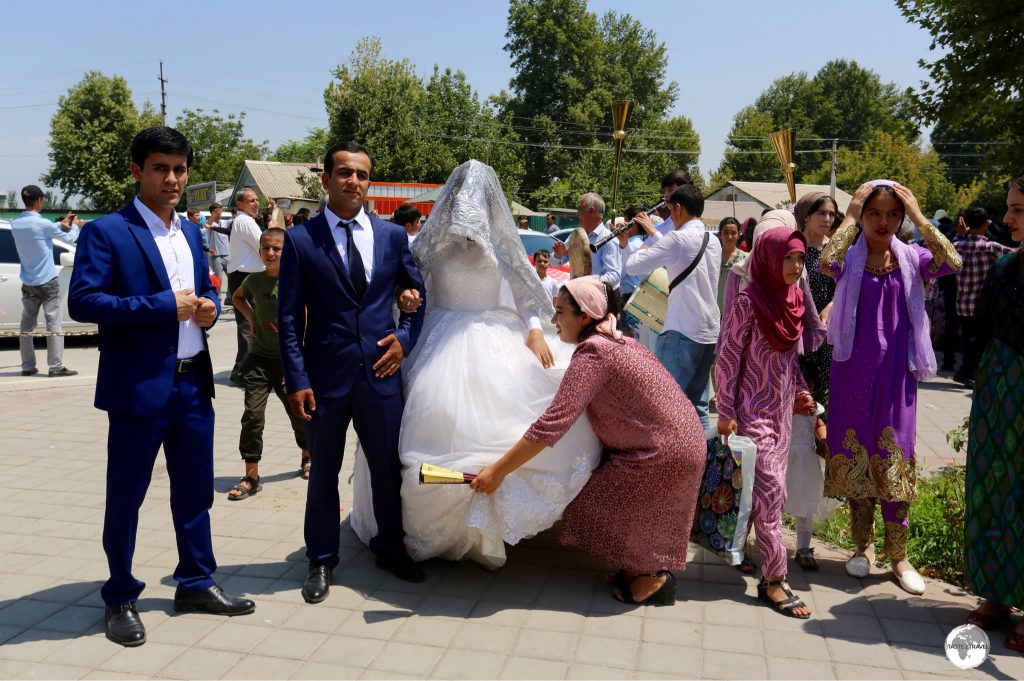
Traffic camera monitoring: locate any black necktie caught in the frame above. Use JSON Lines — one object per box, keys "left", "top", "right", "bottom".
{"left": 341, "top": 220, "right": 367, "bottom": 298}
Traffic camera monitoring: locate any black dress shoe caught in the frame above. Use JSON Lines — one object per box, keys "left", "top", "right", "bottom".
{"left": 105, "top": 602, "right": 146, "bottom": 647}
{"left": 21, "top": 368, "right": 38, "bottom": 377}
{"left": 173, "top": 584, "right": 255, "bottom": 616}
{"left": 376, "top": 551, "right": 426, "bottom": 583}
{"left": 302, "top": 563, "right": 331, "bottom": 604}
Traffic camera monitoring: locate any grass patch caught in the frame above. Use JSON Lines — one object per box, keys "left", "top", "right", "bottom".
{"left": 786, "top": 467, "right": 966, "bottom": 586}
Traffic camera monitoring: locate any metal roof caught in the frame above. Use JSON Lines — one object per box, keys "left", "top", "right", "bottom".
{"left": 709, "top": 181, "right": 853, "bottom": 212}
{"left": 238, "top": 161, "right": 321, "bottom": 200}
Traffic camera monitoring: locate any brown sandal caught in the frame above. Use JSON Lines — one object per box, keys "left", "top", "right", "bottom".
{"left": 300, "top": 458, "right": 311, "bottom": 480}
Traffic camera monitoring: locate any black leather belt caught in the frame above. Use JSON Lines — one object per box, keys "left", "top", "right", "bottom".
{"left": 175, "top": 352, "right": 206, "bottom": 373}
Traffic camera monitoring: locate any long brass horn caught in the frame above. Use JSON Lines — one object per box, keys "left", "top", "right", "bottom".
{"left": 770, "top": 128, "right": 797, "bottom": 204}
{"left": 610, "top": 99, "right": 633, "bottom": 217}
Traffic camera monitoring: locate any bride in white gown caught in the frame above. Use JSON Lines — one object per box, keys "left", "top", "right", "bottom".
{"left": 350, "top": 160, "right": 601, "bottom": 569}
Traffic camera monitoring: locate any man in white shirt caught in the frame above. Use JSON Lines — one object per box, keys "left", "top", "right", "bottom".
{"left": 626, "top": 184, "right": 721, "bottom": 429}
{"left": 551, "top": 192, "right": 621, "bottom": 292}
{"left": 390, "top": 205, "right": 422, "bottom": 243}
{"left": 227, "top": 188, "right": 265, "bottom": 383}
{"left": 654, "top": 169, "right": 695, "bottom": 236}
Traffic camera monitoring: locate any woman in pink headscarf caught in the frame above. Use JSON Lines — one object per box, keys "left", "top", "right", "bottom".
{"left": 716, "top": 227, "right": 816, "bottom": 618}
{"left": 472, "top": 276, "right": 706, "bottom": 607}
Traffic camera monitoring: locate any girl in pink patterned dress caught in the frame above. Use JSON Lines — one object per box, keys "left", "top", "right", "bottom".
{"left": 716, "top": 227, "right": 816, "bottom": 619}
{"left": 472, "top": 276, "right": 706, "bottom": 606}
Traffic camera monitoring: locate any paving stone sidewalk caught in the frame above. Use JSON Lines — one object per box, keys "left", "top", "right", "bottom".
{"left": 0, "top": 325, "right": 1020, "bottom": 680}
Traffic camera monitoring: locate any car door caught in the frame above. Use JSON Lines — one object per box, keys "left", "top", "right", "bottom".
{"left": 0, "top": 225, "right": 24, "bottom": 331}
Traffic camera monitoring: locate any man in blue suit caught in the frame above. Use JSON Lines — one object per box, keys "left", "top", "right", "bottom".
{"left": 69, "top": 126, "right": 255, "bottom": 647}
{"left": 278, "top": 141, "right": 427, "bottom": 601}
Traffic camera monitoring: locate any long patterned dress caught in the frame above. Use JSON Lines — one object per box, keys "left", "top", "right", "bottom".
{"left": 525, "top": 335, "right": 706, "bottom": 573}
{"left": 966, "top": 251, "right": 1024, "bottom": 609}
{"left": 822, "top": 245, "right": 956, "bottom": 559}
{"left": 804, "top": 244, "right": 836, "bottom": 412}
{"left": 715, "top": 296, "right": 810, "bottom": 580}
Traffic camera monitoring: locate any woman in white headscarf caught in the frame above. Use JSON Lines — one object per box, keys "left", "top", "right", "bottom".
{"left": 349, "top": 160, "right": 601, "bottom": 569}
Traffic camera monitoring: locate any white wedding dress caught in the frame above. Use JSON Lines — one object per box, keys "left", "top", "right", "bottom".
{"left": 349, "top": 160, "right": 601, "bottom": 569}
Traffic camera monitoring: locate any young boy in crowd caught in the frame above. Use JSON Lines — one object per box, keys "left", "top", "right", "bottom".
{"left": 533, "top": 249, "right": 560, "bottom": 303}
{"left": 228, "top": 228, "right": 310, "bottom": 500}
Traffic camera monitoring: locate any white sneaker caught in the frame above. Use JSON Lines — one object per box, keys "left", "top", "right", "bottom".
{"left": 894, "top": 567, "right": 926, "bottom": 595}
{"left": 846, "top": 555, "right": 870, "bottom": 578}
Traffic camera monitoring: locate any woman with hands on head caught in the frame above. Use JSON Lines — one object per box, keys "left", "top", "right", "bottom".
{"left": 818, "top": 180, "right": 960, "bottom": 595}
{"left": 472, "top": 275, "right": 706, "bottom": 606}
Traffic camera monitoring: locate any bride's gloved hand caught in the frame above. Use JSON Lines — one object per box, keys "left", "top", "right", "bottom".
{"left": 471, "top": 463, "right": 507, "bottom": 495}
{"left": 526, "top": 329, "right": 555, "bottom": 369}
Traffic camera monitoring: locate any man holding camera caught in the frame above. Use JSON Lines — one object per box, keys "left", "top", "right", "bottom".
{"left": 10, "top": 185, "right": 79, "bottom": 377}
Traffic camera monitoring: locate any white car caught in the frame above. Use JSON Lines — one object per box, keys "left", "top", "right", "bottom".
{"left": 0, "top": 220, "right": 97, "bottom": 334}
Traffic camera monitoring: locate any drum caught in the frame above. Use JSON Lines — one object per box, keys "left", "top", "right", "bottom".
{"left": 567, "top": 227, "right": 592, "bottom": 278}
{"left": 625, "top": 266, "right": 669, "bottom": 333}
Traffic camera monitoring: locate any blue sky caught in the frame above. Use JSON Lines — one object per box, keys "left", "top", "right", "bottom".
{"left": 0, "top": 0, "right": 938, "bottom": 203}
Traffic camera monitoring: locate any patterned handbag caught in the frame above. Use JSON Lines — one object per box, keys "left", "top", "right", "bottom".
{"left": 690, "top": 434, "right": 757, "bottom": 565}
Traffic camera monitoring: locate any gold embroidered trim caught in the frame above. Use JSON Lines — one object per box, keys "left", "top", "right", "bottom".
{"left": 883, "top": 521, "right": 909, "bottom": 561}
{"left": 817, "top": 222, "right": 859, "bottom": 278}
{"left": 850, "top": 498, "right": 876, "bottom": 552}
{"left": 824, "top": 427, "right": 918, "bottom": 502}
{"left": 864, "top": 262, "right": 900, "bottom": 275}
{"left": 918, "top": 221, "right": 962, "bottom": 274}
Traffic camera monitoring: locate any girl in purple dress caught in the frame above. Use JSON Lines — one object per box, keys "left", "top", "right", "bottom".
{"left": 818, "top": 180, "right": 960, "bottom": 595}
{"left": 471, "top": 276, "right": 706, "bottom": 606}
{"left": 716, "top": 227, "right": 816, "bottom": 619}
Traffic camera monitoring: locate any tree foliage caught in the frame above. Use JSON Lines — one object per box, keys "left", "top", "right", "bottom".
{"left": 174, "top": 108, "right": 268, "bottom": 186}
{"left": 715, "top": 60, "right": 919, "bottom": 185}
{"left": 897, "top": 0, "right": 1022, "bottom": 202}
{"left": 803, "top": 130, "right": 956, "bottom": 215}
{"left": 43, "top": 71, "right": 160, "bottom": 211}
{"left": 501, "top": 0, "right": 690, "bottom": 202}
{"left": 272, "top": 127, "right": 330, "bottom": 164}
{"left": 323, "top": 38, "right": 525, "bottom": 198}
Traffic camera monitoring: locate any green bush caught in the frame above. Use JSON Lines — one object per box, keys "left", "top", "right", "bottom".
{"left": 804, "top": 467, "right": 966, "bottom": 586}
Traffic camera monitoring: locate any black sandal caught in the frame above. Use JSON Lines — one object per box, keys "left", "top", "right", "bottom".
{"left": 300, "top": 458, "right": 311, "bottom": 480}
{"left": 612, "top": 571, "right": 676, "bottom": 606}
{"left": 757, "top": 578, "right": 811, "bottom": 619}
{"left": 795, "top": 548, "right": 819, "bottom": 571}
{"left": 228, "top": 475, "right": 261, "bottom": 501}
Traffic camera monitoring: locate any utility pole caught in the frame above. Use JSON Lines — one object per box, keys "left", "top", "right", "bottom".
{"left": 829, "top": 138, "right": 838, "bottom": 199}
{"left": 158, "top": 60, "right": 168, "bottom": 126}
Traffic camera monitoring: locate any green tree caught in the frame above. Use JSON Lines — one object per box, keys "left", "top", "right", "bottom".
{"left": 272, "top": 127, "right": 329, "bottom": 164}
{"left": 715, "top": 60, "right": 919, "bottom": 183}
{"left": 42, "top": 190, "right": 72, "bottom": 211}
{"left": 43, "top": 71, "right": 160, "bottom": 211}
{"left": 896, "top": 0, "right": 1023, "bottom": 178}
{"left": 501, "top": 0, "right": 681, "bottom": 199}
{"left": 173, "top": 108, "right": 268, "bottom": 186}
{"left": 324, "top": 37, "right": 428, "bottom": 182}
{"left": 805, "top": 130, "right": 956, "bottom": 214}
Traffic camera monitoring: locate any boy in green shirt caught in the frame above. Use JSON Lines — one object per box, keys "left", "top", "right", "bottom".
{"left": 228, "top": 228, "right": 309, "bottom": 499}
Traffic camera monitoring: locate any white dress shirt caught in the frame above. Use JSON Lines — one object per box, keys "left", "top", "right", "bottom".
{"left": 626, "top": 218, "right": 721, "bottom": 344}
{"left": 227, "top": 212, "right": 265, "bottom": 273}
{"left": 656, "top": 214, "right": 675, "bottom": 236}
{"left": 133, "top": 198, "right": 205, "bottom": 359}
{"left": 325, "top": 205, "right": 374, "bottom": 284}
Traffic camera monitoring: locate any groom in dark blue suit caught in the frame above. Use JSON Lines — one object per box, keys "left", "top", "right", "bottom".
{"left": 278, "top": 141, "right": 427, "bottom": 601}
{"left": 69, "top": 126, "right": 255, "bottom": 647}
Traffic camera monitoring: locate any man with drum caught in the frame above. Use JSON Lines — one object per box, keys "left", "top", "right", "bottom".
{"left": 625, "top": 184, "right": 721, "bottom": 430}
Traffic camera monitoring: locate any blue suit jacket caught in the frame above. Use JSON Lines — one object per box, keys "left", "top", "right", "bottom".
{"left": 68, "top": 202, "right": 220, "bottom": 416}
{"left": 278, "top": 212, "right": 425, "bottom": 399}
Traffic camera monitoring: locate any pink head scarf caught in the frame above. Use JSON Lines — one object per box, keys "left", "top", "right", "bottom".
{"left": 563, "top": 275, "right": 622, "bottom": 340}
